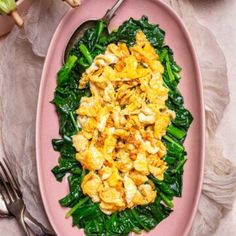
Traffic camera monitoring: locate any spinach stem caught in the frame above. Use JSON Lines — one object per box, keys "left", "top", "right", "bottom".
{"left": 175, "top": 158, "right": 187, "bottom": 173}
{"left": 69, "top": 111, "right": 79, "bottom": 132}
{"left": 166, "top": 54, "right": 175, "bottom": 82}
{"left": 159, "top": 48, "right": 168, "bottom": 62}
{"left": 78, "top": 60, "right": 89, "bottom": 68}
{"left": 65, "top": 197, "right": 89, "bottom": 218}
{"left": 95, "top": 44, "right": 104, "bottom": 50}
{"left": 57, "top": 55, "right": 78, "bottom": 85}
{"left": 167, "top": 124, "right": 186, "bottom": 140}
{"left": 163, "top": 135, "right": 184, "bottom": 152}
{"left": 172, "top": 64, "right": 181, "bottom": 73}
{"left": 63, "top": 135, "right": 72, "bottom": 142}
{"left": 130, "top": 209, "right": 149, "bottom": 232}
{"left": 133, "top": 227, "right": 142, "bottom": 234}
{"left": 160, "top": 192, "right": 174, "bottom": 208}
{"left": 79, "top": 44, "right": 93, "bottom": 65}
{"left": 80, "top": 169, "right": 86, "bottom": 180}
{"left": 96, "top": 20, "right": 106, "bottom": 39}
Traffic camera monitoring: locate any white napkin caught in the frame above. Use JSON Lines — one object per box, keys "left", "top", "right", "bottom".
{"left": 0, "top": 0, "right": 236, "bottom": 235}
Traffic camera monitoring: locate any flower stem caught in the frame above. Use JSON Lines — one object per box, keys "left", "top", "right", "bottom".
{"left": 64, "top": 0, "right": 81, "bottom": 8}
{"left": 11, "top": 10, "right": 23, "bottom": 27}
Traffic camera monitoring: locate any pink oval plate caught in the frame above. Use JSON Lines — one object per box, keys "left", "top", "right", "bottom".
{"left": 36, "top": 0, "right": 205, "bottom": 235}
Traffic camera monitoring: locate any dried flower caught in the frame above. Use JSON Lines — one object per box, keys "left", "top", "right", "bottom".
{"left": 0, "top": 0, "right": 23, "bottom": 27}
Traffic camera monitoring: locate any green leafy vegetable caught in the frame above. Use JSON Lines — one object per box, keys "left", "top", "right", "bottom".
{"left": 66, "top": 197, "right": 89, "bottom": 218}
{"left": 79, "top": 44, "right": 93, "bottom": 64}
{"left": 108, "top": 16, "right": 165, "bottom": 48}
{"left": 51, "top": 16, "right": 193, "bottom": 235}
{"left": 57, "top": 55, "right": 78, "bottom": 85}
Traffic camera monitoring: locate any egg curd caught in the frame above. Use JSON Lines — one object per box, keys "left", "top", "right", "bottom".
{"left": 72, "top": 31, "right": 175, "bottom": 215}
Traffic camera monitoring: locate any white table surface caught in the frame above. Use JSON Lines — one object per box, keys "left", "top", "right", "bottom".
{"left": 0, "top": 0, "right": 236, "bottom": 235}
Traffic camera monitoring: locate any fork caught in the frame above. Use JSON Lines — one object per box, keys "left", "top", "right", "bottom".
{"left": 0, "top": 159, "right": 30, "bottom": 235}
{"left": 0, "top": 159, "right": 56, "bottom": 236}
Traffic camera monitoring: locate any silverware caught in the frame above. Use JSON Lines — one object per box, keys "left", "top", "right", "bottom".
{"left": 0, "top": 159, "right": 30, "bottom": 235}
{"left": 0, "top": 183, "right": 10, "bottom": 218}
{"left": 0, "top": 159, "right": 55, "bottom": 236}
{"left": 0, "top": 195, "right": 10, "bottom": 218}
{"left": 64, "top": 0, "right": 125, "bottom": 62}
{"left": 24, "top": 210, "right": 56, "bottom": 236}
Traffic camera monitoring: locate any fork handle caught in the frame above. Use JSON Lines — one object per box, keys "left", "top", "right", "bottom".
{"left": 18, "top": 208, "right": 31, "bottom": 236}
{"left": 24, "top": 210, "right": 55, "bottom": 236}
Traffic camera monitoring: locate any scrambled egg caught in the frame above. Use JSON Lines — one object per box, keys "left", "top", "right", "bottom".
{"left": 72, "top": 31, "right": 175, "bottom": 214}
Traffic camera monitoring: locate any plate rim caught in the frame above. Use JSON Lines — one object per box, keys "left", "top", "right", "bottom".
{"left": 36, "top": 1, "right": 205, "bottom": 235}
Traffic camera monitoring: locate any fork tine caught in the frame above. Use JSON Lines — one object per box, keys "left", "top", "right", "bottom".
{"left": 3, "top": 159, "right": 22, "bottom": 197}
{"left": 0, "top": 170, "right": 13, "bottom": 203}
{"left": 0, "top": 161, "right": 18, "bottom": 200}
{"left": 0, "top": 179, "right": 9, "bottom": 206}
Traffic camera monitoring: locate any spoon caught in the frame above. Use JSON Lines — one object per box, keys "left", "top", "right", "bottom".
{"left": 64, "top": 0, "right": 125, "bottom": 63}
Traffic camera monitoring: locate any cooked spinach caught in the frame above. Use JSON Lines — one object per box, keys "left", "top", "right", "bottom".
{"left": 52, "top": 16, "right": 193, "bottom": 235}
